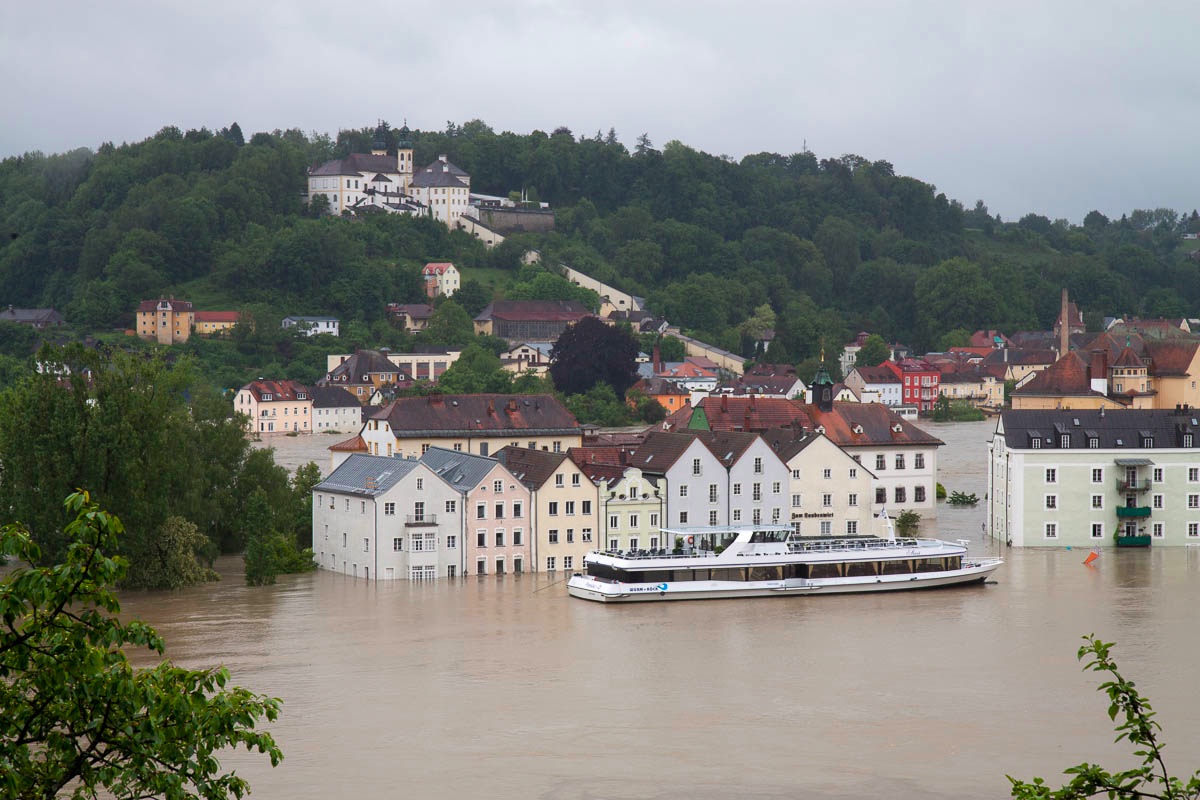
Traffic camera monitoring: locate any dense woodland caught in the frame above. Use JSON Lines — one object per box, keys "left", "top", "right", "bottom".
{"left": 2, "top": 119, "right": 1200, "bottom": 389}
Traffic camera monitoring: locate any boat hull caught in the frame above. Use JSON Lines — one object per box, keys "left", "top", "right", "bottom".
{"left": 566, "top": 560, "right": 1002, "bottom": 603}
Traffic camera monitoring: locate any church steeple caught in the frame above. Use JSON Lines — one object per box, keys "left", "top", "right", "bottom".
{"left": 396, "top": 119, "right": 413, "bottom": 188}
{"left": 371, "top": 120, "right": 389, "bottom": 156}
{"left": 812, "top": 345, "right": 835, "bottom": 412}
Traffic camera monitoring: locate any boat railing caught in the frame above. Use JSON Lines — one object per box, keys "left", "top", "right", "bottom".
{"left": 591, "top": 548, "right": 717, "bottom": 560}
{"left": 786, "top": 537, "right": 948, "bottom": 554}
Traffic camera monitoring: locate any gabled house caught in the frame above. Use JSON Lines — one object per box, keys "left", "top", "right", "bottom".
{"left": 625, "top": 431, "right": 728, "bottom": 529}
{"left": 282, "top": 315, "right": 339, "bottom": 337}
{"left": 420, "top": 447, "right": 531, "bottom": 576}
{"left": 0, "top": 306, "right": 64, "bottom": 329}
{"left": 843, "top": 365, "right": 903, "bottom": 406}
{"left": 473, "top": 300, "right": 593, "bottom": 340}
{"left": 194, "top": 311, "right": 240, "bottom": 337}
{"left": 349, "top": 393, "right": 581, "bottom": 465}
{"left": 313, "top": 454, "right": 460, "bottom": 580}
{"left": 322, "top": 349, "right": 410, "bottom": 404}
{"left": 765, "top": 431, "right": 879, "bottom": 536}
{"left": 136, "top": 298, "right": 193, "bottom": 344}
{"left": 627, "top": 376, "right": 691, "bottom": 415}
{"left": 500, "top": 342, "right": 553, "bottom": 375}
{"left": 699, "top": 430, "right": 790, "bottom": 528}
{"left": 408, "top": 156, "right": 472, "bottom": 226}
{"left": 497, "top": 446, "right": 598, "bottom": 573}
{"left": 884, "top": 358, "right": 941, "bottom": 413}
{"left": 387, "top": 303, "right": 434, "bottom": 333}
{"left": 568, "top": 450, "right": 665, "bottom": 554}
{"left": 422, "top": 262, "right": 460, "bottom": 298}
{"left": 235, "top": 380, "right": 313, "bottom": 435}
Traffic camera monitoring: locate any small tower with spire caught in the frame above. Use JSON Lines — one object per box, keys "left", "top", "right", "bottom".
{"left": 396, "top": 120, "right": 414, "bottom": 189}
{"left": 812, "top": 345, "right": 835, "bottom": 412}
{"left": 371, "top": 119, "right": 389, "bottom": 157}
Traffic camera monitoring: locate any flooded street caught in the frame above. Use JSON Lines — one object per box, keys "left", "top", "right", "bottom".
{"left": 123, "top": 419, "right": 1200, "bottom": 799}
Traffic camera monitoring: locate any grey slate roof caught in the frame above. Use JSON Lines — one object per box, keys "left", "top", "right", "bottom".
{"left": 316, "top": 454, "right": 420, "bottom": 496}
{"left": 1000, "top": 408, "right": 1200, "bottom": 450}
{"left": 310, "top": 385, "right": 361, "bottom": 409}
{"left": 419, "top": 447, "right": 499, "bottom": 492}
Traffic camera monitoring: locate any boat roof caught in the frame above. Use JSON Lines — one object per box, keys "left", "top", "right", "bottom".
{"left": 658, "top": 524, "right": 794, "bottom": 535}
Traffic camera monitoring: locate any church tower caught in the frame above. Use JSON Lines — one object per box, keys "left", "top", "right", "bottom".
{"left": 812, "top": 352, "right": 835, "bottom": 412}
{"left": 371, "top": 120, "right": 389, "bottom": 157}
{"left": 396, "top": 122, "right": 414, "bottom": 190}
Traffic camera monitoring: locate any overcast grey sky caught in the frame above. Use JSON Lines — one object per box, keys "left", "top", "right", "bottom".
{"left": 2, "top": 1, "right": 1197, "bottom": 223}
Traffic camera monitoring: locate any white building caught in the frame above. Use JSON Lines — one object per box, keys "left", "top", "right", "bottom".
{"left": 989, "top": 408, "right": 1200, "bottom": 547}
{"left": 282, "top": 316, "right": 340, "bottom": 337}
{"left": 407, "top": 156, "right": 472, "bottom": 226}
{"left": 843, "top": 365, "right": 903, "bottom": 407}
{"left": 310, "top": 385, "right": 362, "bottom": 434}
{"left": 313, "top": 454, "right": 462, "bottom": 580}
{"left": 769, "top": 432, "right": 880, "bottom": 536}
{"left": 234, "top": 380, "right": 312, "bottom": 435}
{"left": 422, "top": 262, "right": 460, "bottom": 298}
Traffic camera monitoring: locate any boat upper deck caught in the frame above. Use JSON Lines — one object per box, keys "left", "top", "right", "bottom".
{"left": 588, "top": 534, "right": 960, "bottom": 563}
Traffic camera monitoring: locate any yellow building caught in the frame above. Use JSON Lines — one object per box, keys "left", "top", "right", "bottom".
{"left": 136, "top": 298, "right": 194, "bottom": 344}
{"left": 194, "top": 311, "right": 240, "bottom": 336}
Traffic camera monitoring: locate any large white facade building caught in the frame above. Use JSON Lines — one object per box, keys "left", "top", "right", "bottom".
{"left": 989, "top": 408, "right": 1200, "bottom": 547}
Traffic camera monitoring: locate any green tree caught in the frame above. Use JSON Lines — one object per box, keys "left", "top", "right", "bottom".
{"left": 421, "top": 300, "right": 474, "bottom": 347}
{"left": 437, "top": 343, "right": 514, "bottom": 394}
{"left": 1009, "top": 635, "right": 1200, "bottom": 799}
{"left": 550, "top": 317, "right": 640, "bottom": 397}
{"left": 0, "top": 491, "right": 282, "bottom": 799}
{"left": 854, "top": 334, "right": 890, "bottom": 368}
{"left": 242, "top": 488, "right": 277, "bottom": 587}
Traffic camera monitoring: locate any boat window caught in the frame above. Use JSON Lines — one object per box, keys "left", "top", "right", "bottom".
{"left": 749, "top": 529, "right": 790, "bottom": 544}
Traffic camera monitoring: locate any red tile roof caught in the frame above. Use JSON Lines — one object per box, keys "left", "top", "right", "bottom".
{"left": 1013, "top": 352, "right": 1096, "bottom": 396}
{"left": 798, "top": 402, "right": 943, "bottom": 448}
{"left": 1145, "top": 340, "right": 1200, "bottom": 376}
{"left": 194, "top": 311, "right": 240, "bottom": 323}
{"left": 495, "top": 446, "right": 566, "bottom": 489}
{"left": 329, "top": 435, "right": 368, "bottom": 452}
{"left": 423, "top": 262, "right": 455, "bottom": 274}
{"left": 475, "top": 300, "right": 592, "bottom": 323}
{"left": 371, "top": 394, "right": 579, "bottom": 436}
{"left": 241, "top": 379, "right": 311, "bottom": 402}
{"left": 667, "top": 396, "right": 812, "bottom": 433}
{"left": 137, "top": 298, "right": 192, "bottom": 312}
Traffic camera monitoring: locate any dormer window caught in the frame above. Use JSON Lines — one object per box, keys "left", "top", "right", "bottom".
{"left": 1031, "top": 438, "right": 1042, "bottom": 449}
{"left": 1088, "top": 437, "right": 1099, "bottom": 449}
{"left": 892, "top": 423, "right": 903, "bottom": 433}
{"left": 262, "top": 393, "right": 273, "bottom": 401}
{"left": 1060, "top": 434, "right": 1070, "bottom": 448}
{"left": 297, "top": 393, "right": 307, "bottom": 400}
{"left": 1186, "top": 434, "right": 1194, "bottom": 448}
{"left": 1142, "top": 437, "right": 1153, "bottom": 448}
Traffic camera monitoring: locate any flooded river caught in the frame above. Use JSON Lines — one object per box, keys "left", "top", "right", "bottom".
{"left": 119, "top": 420, "right": 1200, "bottom": 799}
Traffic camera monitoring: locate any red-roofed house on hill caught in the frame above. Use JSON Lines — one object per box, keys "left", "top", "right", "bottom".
{"left": 422, "top": 262, "right": 460, "bottom": 298}
{"left": 136, "top": 298, "right": 194, "bottom": 344}
{"left": 235, "top": 380, "right": 313, "bottom": 436}
{"left": 194, "top": 311, "right": 241, "bottom": 337}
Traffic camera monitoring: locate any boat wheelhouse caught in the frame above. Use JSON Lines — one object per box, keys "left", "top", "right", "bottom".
{"left": 567, "top": 522, "right": 1002, "bottom": 603}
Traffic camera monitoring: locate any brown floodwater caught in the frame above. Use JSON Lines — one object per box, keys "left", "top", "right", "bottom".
{"left": 117, "top": 420, "right": 1200, "bottom": 799}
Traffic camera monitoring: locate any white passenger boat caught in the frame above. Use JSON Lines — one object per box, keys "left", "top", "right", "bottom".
{"left": 566, "top": 519, "right": 1002, "bottom": 603}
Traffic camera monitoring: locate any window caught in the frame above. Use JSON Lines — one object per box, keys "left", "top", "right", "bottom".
{"left": 582, "top": 528, "right": 592, "bottom": 542}
{"left": 849, "top": 468, "right": 858, "bottom": 479}
{"left": 847, "top": 521, "right": 858, "bottom": 535}
{"left": 393, "top": 537, "right": 403, "bottom": 551}
{"left": 384, "top": 502, "right": 395, "bottom": 515}
{"left": 1045, "top": 468, "right": 1057, "bottom": 483}
{"left": 1091, "top": 468, "right": 1103, "bottom": 483}
{"left": 1189, "top": 495, "right": 1200, "bottom": 510}
{"left": 895, "top": 487, "right": 906, "bottom": 503}
{"left": 1032, "top": 439, "right": 1042, "bottom": 449}
{"left": 732, "top": 509, "right": 742, "bottom": 522}
{"left": 513, "top": 529, "right": 522, "bottom": 546}
{"left": 895, "top": 455, "right": 905, "bottom": 470}
{"left": 555, "top": 474, "right": 564, "bottom": 487}
{"left": 582, "top": 500, "right": 592, "bottom": 515}
{"left": 513, "top": 502, "right": 523, "bottom": 518}
{"left": 823, "top": 468, "right": 832, "bottom": 479}
{"left": 609, "top": 538, "right": 619, "bottom": 551}
{"left": 791, "top": 494, "right": 802, "bottom": 508}
{"left": 477, "top": 531, "right": 486, "bottom": 547}
{"left": 549, "top": 501, "right": 559, "bottom": 516}
{"left": 1153, "top": 495, "right": 1164, "bottom": 509}
{"left": 1045, "top": 522, "right": 1058, "bottom": 539}
{"left": 1142, "top": 437, "right": 1153, "bottom": 448}
{"left": 609, "top": 514, "right": 619, "bottom": 529}
{"left": 1186, "top": 435, "right": 1195, "bottom": 448}
{"left": 494, "top": 480, "right": 503, "bottom": 493}
{"left": 1153, "top": 468, "right": 1163, "bottom": 482}
{"left": 709, "top": 484, "right": 718, "bottom": 503}
{"left": 876, "top": 488, "right": 886, "bottom": 504}
{"left": 629, "top": 537, "right": 639, "bottom": 551}
{"left": 914, "top": 454, "right": 925, "bottom": 469}
{"left": 1045, "top": 495, "right": 1058, "bottom": 510}
{"left": 564, "top": 556, "right": 574, "bottom": 570}
{"left": 572, "top": 474, "right": 580, "bottom": 487}
{"left": 363, "top": 538, "right": 370, "bottom": 553}
{"left": 476, "top": 503, "right": 486, "bottom": 519}
{"left": 692, "top": 458, "right": 702, "bottom": 476}
{"left": 417, "top": 478, "right": 424, "bottom": 490}
{"left": 679, "top": 485, "right": 688, "bottom": 498}
{"left": 649, "top": 513, "right": 659, "bottom": 527}
{"left": 875, "top": 455, "right": 886, "bottom": 470}
{"left": 546, "top": 557, "right": 556, "bottom": 571}
{"left": 629, "top": 513, "right": 639, "bottom": 529}
{"left": 548, "top": 529, "right": 559, "bottom": 544}
{"left": 453, "top": 443, "right": 462, "bottom": 452}
{"left": 792, "top": 469, "right": 801, "bottom": 479}
{"left": 566, "top": 529, "right": 574, "bottom": 543}
{"left": 709, "top": 510, "right": 718, "bottom": 525}
{"left": 445, "top": 500, "right": 457, "bottom": 514}
{"left": 479, "top": 443, "right": 489, "bottom": 457}
{"left": 679, "top": 511, "right": 688, "bottom": 524}
{"left": 914, "top": 485, "right": 926, "bottom": 503}
{"left": 495, "top": 530, "right": 504, "bottom": 547}
{"left": 565, "top": 501, "right": 576, "bottom": 515}
{"left": 772, "top": 481, "right": 781, "bottom": 494}
{"left": 1061, "top": 435, "right": 1072, "bottom": 448}
{"left": 553, "top": 441, "right": 562, "bottom": 453}
{"left": 732, "top": 483, "right": 742, "bottom": 496}
{"left": 820, "top": 521, "right": 832, "bottom": 536}
{"left": 1091, "top": 495, "right": 1103, "bottom": 509}
{"left": 1091, "top": 523, "right": 1104, "bottom": 539}
{"left": 1191, "top": 468, "right": 1199, "bottom": 482}
{"left": 753, "top": 457, "right": 763, "bottom": 474}
{"left": 422, "top": 444, "right": 431, "bottom": 454}
{"left": 1190, "top": 523, "right": 1200, "bottom": 538}
{"left": 822, "top": 493, "right": 832, "bottom": 508}
{"left": 751, "top": 483, "right": 761, "bottom": 501}
{"left": 1152, "top": 523, "right": 1164, "bottom": 538}
{"left": 1088, "top": 438, "right": 1099, "bottom": 449}
{"left": 446, "top": 535, "right": 457, "bottom": 549}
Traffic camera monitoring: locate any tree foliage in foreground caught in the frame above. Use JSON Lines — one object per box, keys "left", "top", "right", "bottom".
{"left": 549, "top": 316, "right": 639, "bottom": 397}
{"left": 0, "top": 491, "right": 282, "bottom": 799}
{"left": 1008, "top": 635, "right": 1200, "bottom": 799}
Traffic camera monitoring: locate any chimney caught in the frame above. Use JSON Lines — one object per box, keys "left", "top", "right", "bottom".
{"left": 653, "top": 344, "right": 662, "bottom": 373}
{"left": 487, "top": 398, "right": 496, "bottom": 415}
{"left": 1059, "top": 288, "right": 1070, "bottom": 356}
{"left": 1089, "top": 349, "right": 1108, "bottom": 395}
{"left": 720, "top": 394, "right": 728, "bottom": 413}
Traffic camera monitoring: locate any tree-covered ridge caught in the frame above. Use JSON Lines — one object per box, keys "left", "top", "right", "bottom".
{"left": 2, "top": 119, "right": 1198, "bottom": 376}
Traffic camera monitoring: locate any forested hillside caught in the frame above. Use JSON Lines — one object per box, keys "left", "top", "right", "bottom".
{"left": 3, "top": 120, "right": 1198, "bottom": 378}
